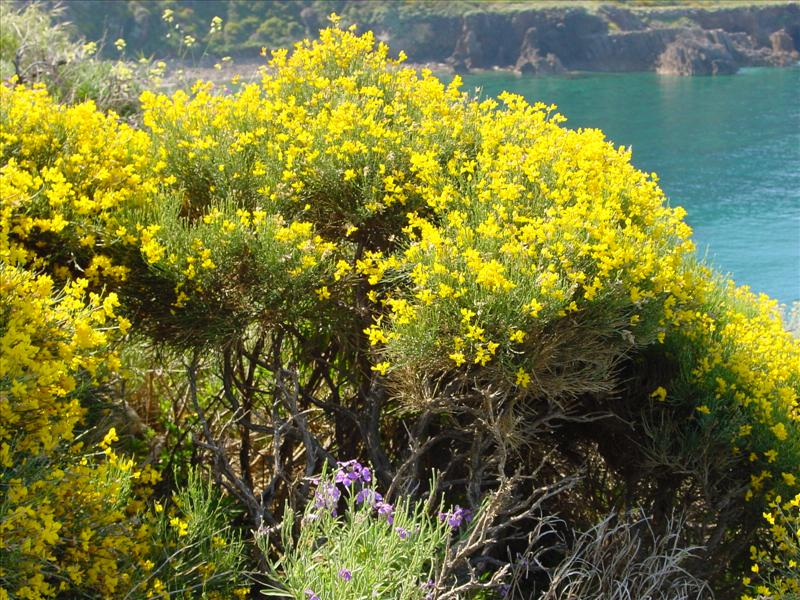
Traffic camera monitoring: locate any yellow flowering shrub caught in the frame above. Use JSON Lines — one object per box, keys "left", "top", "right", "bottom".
{"left": 0, "top": 265, "right": 148, "bottom": 598}
{"left": 2, "top": 17, "right": 797, "bottom": 597}
{"left": 0, "top": 83, "right": 154, "bottom": 283}
{"left": 0, "top": 265, "right": 246, "bottom": 599}
{"left": 742, "top": 493, "right": 800, "bottom": 599}
{"left": 118, "top": 21, "right": 797, "bottom": 590}
{"left": 667, "top": 280, "right": 800, "bottom": 499}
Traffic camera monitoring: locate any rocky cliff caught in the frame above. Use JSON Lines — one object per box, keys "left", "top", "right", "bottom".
{"left": 363, "top": 3, "right": 800, "bottom": 75}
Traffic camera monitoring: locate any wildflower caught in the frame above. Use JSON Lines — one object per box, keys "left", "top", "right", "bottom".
{"left": 313, "top": 482, "right": 341, "bottom": 515}
{"left": 305, "top": 590, "right": 320, "bottom": 600}
{"left": 421, "top": 580, "right": 435, "bottom": 600}
{"left": 772, "top": 422, "right": 788, "bottom": 441}
{"left": 355, "top": 488, "right": 382, "bottom": 505}
{"left": 371, "top": 361, "right": 390, "bottom": 375}
{"left": 396, "top": 526, "right": 409, "bottom": 539}
{"left": 338, "top": 568, "right": 352, "bottom": 581}
{"left": 515, "top": 367, "right": 531, "bottom": 388}
{"left": 439, "top": 505, "right": 472, "bottom": 529}
{"left": 335, "top": 460, "right": 371, "bottom": 487}
{"left": 449, "top": 352, "right": 466, "bottom": 366}
{"left": 375, "top": 501, "right": 395, "bottom": 524}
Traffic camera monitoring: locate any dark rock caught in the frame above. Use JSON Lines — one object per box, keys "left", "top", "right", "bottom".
{"left": 576, "top": 29, "right": 679, "bottom": 72}
{"left": 771, "top": 29, "right": 796, "bottom": 54}
{"left": 385, "top": 15, "right": 462, "bottom": 64}
{"left": 516, "top": 28, "right": 565, "bottom": 74}
{"left": 449, "top": 26, "right": 481, "bottom": 71}
{"left": 455, "top": 11, "right": 520, "bottom": 69}
{"left": 364, "top": 3, "right": 800, "bottom": 76}
{"left": 691, "top": 4, "right": 800, "bottom": 47}
{"left": 769, "top": 29, "right": 800, "bottom": 66}
{"left": 657, "top": 29, "right": 739, "bottom": 76}
{"left": 530, "top": 9, "right": 608, "bottom": 68}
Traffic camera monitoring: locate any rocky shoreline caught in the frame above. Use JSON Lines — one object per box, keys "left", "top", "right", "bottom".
{"left": 350, "top": 3, "right": 800, "bottom": 76}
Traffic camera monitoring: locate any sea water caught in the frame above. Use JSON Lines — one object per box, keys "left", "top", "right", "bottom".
{"left": 456, "top": 66, "right": 800, "bottom": 304}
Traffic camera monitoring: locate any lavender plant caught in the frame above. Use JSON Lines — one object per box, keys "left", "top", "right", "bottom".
{"left": 257, "top": 461, "right": 468, "bottom": 599}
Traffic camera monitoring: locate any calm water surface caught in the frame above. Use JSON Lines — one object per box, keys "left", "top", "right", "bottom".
{"left": 457, "top": 67, "right": 800, "bottom": 304}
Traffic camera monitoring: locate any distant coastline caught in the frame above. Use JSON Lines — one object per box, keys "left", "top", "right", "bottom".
{"left": 35, "top": 1, "right": 800, "bottom": 78}
{"left": 360, "top": 2, "right": 800, "bottom": 77}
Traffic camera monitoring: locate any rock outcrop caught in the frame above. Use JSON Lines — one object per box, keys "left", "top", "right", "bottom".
{"left": 657, "top": 29, "right": 739, "bottom": 76}
{"left": 375, "top": 3, "right": 800, "bottom": 76}
{"left": 770, "top": 29, "right": 800, "bottom": 65}
{"left": 515, "top": 27, "right": 566, "bottom": 75}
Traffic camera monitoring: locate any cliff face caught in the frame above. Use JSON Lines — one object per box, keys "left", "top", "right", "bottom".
{"left": 367, "top": 3, "right": 800, "bottom": 75}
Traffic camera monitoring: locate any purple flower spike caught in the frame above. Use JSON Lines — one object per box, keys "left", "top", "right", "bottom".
{"left": 376, "top": 501, "right": 395, "bottom": 524}
{"left": 335, "top": 459, "right": 372, "bottom": 488}
{"left": 305, "top": 590, "right": 320, "bottom": 600}
{"left": 439, "top": 505, "right": 473, "bottom": 530}
{"left": 396, "top": 526, "right": 409, "bottom": 540}
{"left": 314, "top": 482, "right": 341, "bottom": 514}
{"left": 421, "top": 579, "right": 435, "bottom": 600}
{"left": 338, "top": 567, "right": 352, "bottom": 581}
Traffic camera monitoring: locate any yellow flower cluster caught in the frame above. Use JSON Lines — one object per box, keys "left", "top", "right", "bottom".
{"left": 0, "top": 83, "right": 153, "bottom": 281}
{"left": 672, "top": 281, "right": 799, "bottom": 495}
{"left": 742, "top": 493, "right": 800, "bottom": 599}
{"left": 0, "top": 268, "right": 127, "bottom": 456}
{"left": 0, "top": 266, "right": 155, "bottom": 599}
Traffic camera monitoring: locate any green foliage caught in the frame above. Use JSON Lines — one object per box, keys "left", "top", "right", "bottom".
{"left": 138, "top": 467, "right": 249, "bottom": 599}
{"left": 258, "top": 465, "right": 451, "bottom": 599}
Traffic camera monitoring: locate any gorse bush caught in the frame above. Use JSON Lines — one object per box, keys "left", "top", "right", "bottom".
{"left": 1, "top": 14, "right": 798, "bottom": 599}
{"left": 743, "top": 492, "right": 800, "bottom": 598}
{"left": 0, "top": 266, "right": 248, "bottom": 599}
{"left": 0, "top": 264, "right": 149, "bottom": 598}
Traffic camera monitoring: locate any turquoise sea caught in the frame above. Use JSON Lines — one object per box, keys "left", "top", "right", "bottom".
{"left": 456, "top": 66, "right": 800, "bottom": 305}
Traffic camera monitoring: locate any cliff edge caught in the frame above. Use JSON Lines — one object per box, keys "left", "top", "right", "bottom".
{"left": 361, "top": 2, "right": 800, "bottom": 75}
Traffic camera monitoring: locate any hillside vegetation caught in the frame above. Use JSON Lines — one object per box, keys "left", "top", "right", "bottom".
{"left": 20, "top": 0, "right": 800, "bottom": 62}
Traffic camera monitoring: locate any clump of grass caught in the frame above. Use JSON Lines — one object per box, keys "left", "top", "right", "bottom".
{"left": 0, "top": 3, "right": 153, "bottom": 116}
{"left": 541, "top": 511, "right": 712, "bottom": 600}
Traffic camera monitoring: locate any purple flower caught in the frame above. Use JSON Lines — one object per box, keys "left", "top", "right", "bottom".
{"left": 375, "top": 501, "right": 394, "bottom": 524}
{"left": 305, "top": 590, "right": 320, "bottom": 600}
{"left": 421, "top": 579, "right": 435, "bottom": 600}
{"left": 313, "top": 482, "right": 341, "bottom": 515}
{"left": 355, "top": 488, "right": 383, "bottom": 506}
{"left": 396, "top": 526, "right": 409, "bottom": 540}
{"left": 335, "top": 460, "right": 371, "bottom": 487}
{"left": 338, "top": 567, "right": 352, "bottom": 581}
{"left": 439, "top": 505, "right": 473, "bottom": 530}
